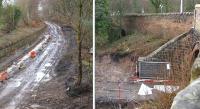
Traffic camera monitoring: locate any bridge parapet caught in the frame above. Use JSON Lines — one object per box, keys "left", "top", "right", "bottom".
{"left": 138, "top": 28, "right": 200, "bottom": 79}
{"left": 125, "top": 12, "right": 193, "bottom": 17}
{"left": 194, "top": 4, "right": 200, "bottom": 32}
{"left": 122, "top": 12, "right": 193, "bottom": 36}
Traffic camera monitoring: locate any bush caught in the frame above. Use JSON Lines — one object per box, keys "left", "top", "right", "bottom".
{"left": 96, "top": 0, "right": 111, "bottom": 47}
{"left": 3, "top": 5, "right": 21, "bottom": 33}
{"left": 108, "top": 26, "right": 125, "bottom": 43}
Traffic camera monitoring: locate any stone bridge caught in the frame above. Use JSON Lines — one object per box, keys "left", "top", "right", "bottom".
{"left": 137, "top": 28, "right": 200, "bottom": 80}
{"left": 118, "top": 12, "right": 200, "bottom": 81}
{"left": 171, "top": 4, "right": 200, "bottom": 109}
{"left": 127, "top": 4, "right": 200, "bottom": 109}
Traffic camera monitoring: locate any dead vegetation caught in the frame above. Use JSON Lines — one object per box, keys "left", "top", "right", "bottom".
{"left": 130, "top": 17, "right": 193, "bottom": 38}
{"left": 0, "top": 24, "right": 45, "bottom": 62}
{"left": 96, "top": 31, "right": 171, "bottom": 77}
{"left": 140, "top": 62, "right": 191, "bottom": 109}
{"left": 141, "top": 92, "right": 176, "bottom": 109}
{"left": 0, "top": 24, "right": 45, "bottom": 48}
{"left": 96, "top": 18, "right": 193, "bottom": 108}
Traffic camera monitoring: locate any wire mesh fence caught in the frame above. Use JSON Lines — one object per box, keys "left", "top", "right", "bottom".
{"left": 138, "top": 61, "right": 171, "bottom": 79}
{"left": 96, "top": 81, "right": 142, "bottom": 103}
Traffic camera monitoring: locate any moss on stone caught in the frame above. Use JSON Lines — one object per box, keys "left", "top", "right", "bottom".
{"left": 191, "top": 67, "right": 200, "bottom": 82}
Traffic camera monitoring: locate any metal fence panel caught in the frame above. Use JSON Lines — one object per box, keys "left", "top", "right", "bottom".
{"left": 139, "top": 61, "right": 171, "bottom": 79}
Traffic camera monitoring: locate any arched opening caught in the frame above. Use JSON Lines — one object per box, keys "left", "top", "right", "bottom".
{"left": 191, "top": 49, "right": 199, "bottom": 65}
{"left": 121, "top": 29, "right": 126, "bottom": 37}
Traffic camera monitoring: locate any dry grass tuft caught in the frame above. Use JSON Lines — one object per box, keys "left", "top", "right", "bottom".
{"left": 141, "top": 58, "right": 191, "bottom": 109}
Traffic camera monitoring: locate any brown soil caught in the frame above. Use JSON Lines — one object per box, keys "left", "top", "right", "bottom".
{"left": 18, "top": 70, "right": 92, "bottom": 109}
{"left": 96, "top": 31, "right": 169, "bottom": 83}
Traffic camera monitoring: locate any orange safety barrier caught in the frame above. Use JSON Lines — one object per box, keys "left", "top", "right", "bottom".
{"left": 0, "top": 72, "right": 8, "bottom": 81}
{"left": 129, "top": 76, "right": 174, "bottom": 84}
{"left": 30, "top": 51, "right": 37, "bottom": 58}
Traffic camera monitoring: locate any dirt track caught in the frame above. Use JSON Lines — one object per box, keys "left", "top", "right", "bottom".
{"left": 0, "top": 22, "right": 66, "bottom": 109}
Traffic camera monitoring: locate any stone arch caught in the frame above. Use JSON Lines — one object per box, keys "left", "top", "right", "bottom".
{"left": 121, "top": 29, "right": 126, "bottom": 37}
{"left": 190, "top": 42, "right": 200, "bottom": 66}
{"left": 191, "top": 49, "right": 199, "bottom": 65}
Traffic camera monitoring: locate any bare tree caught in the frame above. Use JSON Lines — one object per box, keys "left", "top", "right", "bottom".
{"left": 47, "top": 0, "right": 92, "bottom": 86}
{"left": 15, "top": 0, "right": 41, "bottom": 25}
{"left": 15, "top": 0, "right": 31, "bottom": 25}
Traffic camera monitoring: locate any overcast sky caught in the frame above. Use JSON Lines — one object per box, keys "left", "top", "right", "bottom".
{"left": 2, "top": 0, "right": 15, "bottom": 7}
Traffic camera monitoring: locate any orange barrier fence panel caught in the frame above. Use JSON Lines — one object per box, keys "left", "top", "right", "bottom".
{"left": 0, "top": 72, "right": 8, "bottom": 81}
{"left": 30, "top": 51, "right": 37, "bottom": 58}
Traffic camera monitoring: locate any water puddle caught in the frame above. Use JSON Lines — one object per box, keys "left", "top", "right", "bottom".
{"left": 4, "top": 105, "right": 16, "bottom": 109}
{"left": 42, "top": 73, "right": 52, "bottom": 82}
{"left": 7, "top": 81, "right": 21, "bottom": 88}
{"left": 45, "top": 63, "right": 52, "bottom": 67}
{"left": 31, "top": 104, "right": 42, "bottom": 108}
{"left": 36, "top": 72, "right": 45, "bottom": 82}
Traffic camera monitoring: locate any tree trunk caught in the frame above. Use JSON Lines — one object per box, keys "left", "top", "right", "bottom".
{"left": 76, "top": 0, "right": 83, "bottom": 86}
{"left": 119, "top": 0, "right": 122, "bottom": 38}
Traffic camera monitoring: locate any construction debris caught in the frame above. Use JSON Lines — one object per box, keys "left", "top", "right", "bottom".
{"left": 138, "top": 83, "right": 179, "bottom": 96}
{"left": 154, "top": 85, "right": 179, "bottom": 93}
{"left": 138, "top": 83, "right": 153, "bottom": 95}
{"left": 1, "top": 32, "right": 51, "bottom": 81}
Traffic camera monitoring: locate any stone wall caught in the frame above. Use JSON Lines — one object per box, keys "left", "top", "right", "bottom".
{"left": 0, "top": 25, "right": 46, "bottom": 59}
{"left": 171, "top": 5, "right": 200, "bottom": 109}
{"left": 171, "top": 44, "right": 200, "bottom": 109}
{"left": 138, "top": 28, "right": 200, "bottom": 79}
{"left": 122, "top": 13, "right": 193, "bottom": 38}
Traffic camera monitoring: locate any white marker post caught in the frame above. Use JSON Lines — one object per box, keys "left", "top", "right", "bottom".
{"left": 166, "top": 63, "right": 171, "bottom": 78}
{"left": 180, "top": 0, "right": 183, "bottom": 14}
{"left": 195, "top": 4, "right": 200, "bottom": 32}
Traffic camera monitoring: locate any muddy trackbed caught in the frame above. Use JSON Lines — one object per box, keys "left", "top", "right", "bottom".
{"left": 0, "top": 22, "right": 66, "bottom": 109}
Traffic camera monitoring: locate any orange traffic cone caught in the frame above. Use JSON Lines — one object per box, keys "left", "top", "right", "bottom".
{"left": 30, "top": 51, "right": 36, "bottom": 58}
